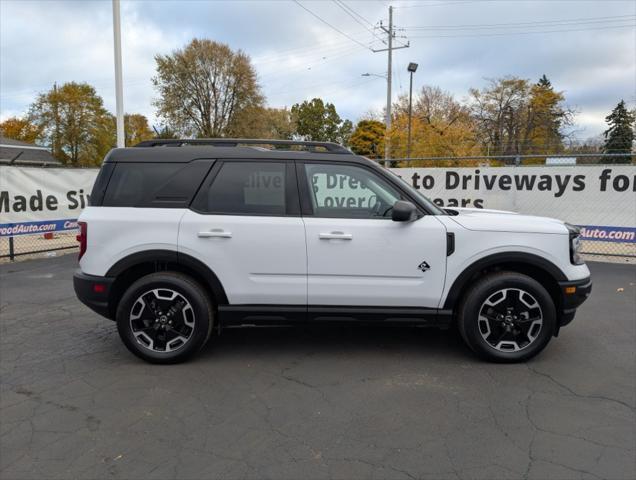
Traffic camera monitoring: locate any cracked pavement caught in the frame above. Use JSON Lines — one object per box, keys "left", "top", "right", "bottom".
{"left": 1, "top": 255, "right": 634, "bottom": 479}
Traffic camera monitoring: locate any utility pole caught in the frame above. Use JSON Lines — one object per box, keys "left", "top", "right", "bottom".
{"left": 385, "top": 6, "right": 392, "bottom": 165}
{"left": 112, "top": 0, "right": 125, "bottom": 148}
{"left": 374, "top": 6, "right": 409, "bottom": 166}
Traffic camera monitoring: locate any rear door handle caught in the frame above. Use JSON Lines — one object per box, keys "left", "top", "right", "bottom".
{"left": 198, "top": 229, "right": 232, "bottom": 238}
{"left": 319, "top": 231, "right": 352, "bottom": 240}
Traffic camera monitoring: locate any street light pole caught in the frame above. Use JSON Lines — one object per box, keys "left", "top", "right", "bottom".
{"left": 112, "top": 0, "right": 125, "bottom": 148}
{"left": 406, "top": 62, "right": 418, "bottom": 160}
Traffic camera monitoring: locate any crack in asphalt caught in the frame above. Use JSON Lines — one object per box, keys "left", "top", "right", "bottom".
{"left": 1, "top": 256, "right": 635, "bottom": 479}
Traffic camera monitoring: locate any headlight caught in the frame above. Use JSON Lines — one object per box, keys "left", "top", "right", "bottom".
{"left": 566, "top": 223, "right": 584, "bottom": 265}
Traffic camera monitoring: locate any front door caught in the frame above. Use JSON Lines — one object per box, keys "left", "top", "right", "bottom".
{"left": 299, "top": 162, "right": 447, "bottom": 308}
{"left": 179, "top": 160, "right": 306, "bottom": 305}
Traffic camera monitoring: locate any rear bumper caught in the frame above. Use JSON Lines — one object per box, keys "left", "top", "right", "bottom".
{"left": 558, "top": 276, "right": 592, "bottom": 327}
{"left": 73, "top": 270, "right": 115, "bottom": 320}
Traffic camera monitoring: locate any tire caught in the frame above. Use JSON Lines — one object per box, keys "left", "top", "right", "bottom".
{"left": 457, "top": 271, "right": 556, "bottom": 363}
{"left": 116, "top": 272, "right": 214, "bottom": 364}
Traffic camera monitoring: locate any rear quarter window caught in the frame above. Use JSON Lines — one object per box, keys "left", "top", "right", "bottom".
{"left": 89, "top": 163, "right": 115, "bottom": 206}
{"left": 102, "top": 161, "right": 212, "bottom": 208}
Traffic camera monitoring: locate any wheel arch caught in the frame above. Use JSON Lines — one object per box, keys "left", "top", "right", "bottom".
{"left": 106, "top": 250, "right": 228, "bottom": 320}
{"left": 443, "top": 252, "right": 567, "bottom": 312}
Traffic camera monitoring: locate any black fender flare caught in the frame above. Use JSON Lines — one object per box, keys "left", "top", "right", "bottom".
{"left": 106, "top": 249, "right": 229, "bottom": 305}
{"left": 443, "top": 252, "right": 567, "bottom": 310}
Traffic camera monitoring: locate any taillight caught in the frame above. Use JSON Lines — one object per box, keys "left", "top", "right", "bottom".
{"left": 77, "top": 221, "right": 87, "bottom": 260}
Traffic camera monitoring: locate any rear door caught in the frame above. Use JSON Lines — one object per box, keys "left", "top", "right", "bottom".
{"left": 299, "top": 161, "right": 447, "bottom": 308}
{"left": 178, "top": 160, "right": 307, "bottom": 305}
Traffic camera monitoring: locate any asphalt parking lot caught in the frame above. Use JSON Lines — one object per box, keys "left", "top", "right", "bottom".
{"left": 1, "top": 255, "right": 634, "bottom": 480}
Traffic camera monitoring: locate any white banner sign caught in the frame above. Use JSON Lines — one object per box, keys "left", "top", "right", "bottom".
{"left": 391, "top": 166, "right": 636, "bottom": 243}
{"left": 0, "top": 166, "right": 98, "bottom": 236}
{"left": 1, "top": 164, "right": 634, "bottom": 243}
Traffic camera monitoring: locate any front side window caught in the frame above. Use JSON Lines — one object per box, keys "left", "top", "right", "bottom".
{"left": 203, "top": 162, "right": 287, "bottom": 215}
{"left": 304, "top": 163, "right": 401, "bottom": 218}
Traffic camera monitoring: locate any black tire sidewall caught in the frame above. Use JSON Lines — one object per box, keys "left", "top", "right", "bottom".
{"left": 116, "top": 272, "right": 213, "bottom": 364}
{"left": 459, "top": 272, "right": 556, "bottom": 363}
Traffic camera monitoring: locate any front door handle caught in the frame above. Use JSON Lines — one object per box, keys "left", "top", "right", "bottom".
{"left": 198, "top": 229, "right": 232, "bottom": 238}
{"left": 319, "top": 231, "right": 352, "bottom": 240}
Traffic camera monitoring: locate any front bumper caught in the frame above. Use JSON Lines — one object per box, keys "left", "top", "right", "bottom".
{"left": 73, "top": 270, "right": 115, "bottom": 320}
{"left": 557, "top": 276, "right": 592, "bottom": 327}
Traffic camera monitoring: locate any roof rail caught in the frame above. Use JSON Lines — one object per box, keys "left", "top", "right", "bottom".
{"left": 134, "top": 138, "right": 352, "bottom": 154}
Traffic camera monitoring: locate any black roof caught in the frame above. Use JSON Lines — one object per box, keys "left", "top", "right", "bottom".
{"left": 105, "top": 139, "right": 374, "bottom": 165}
{"left": 0, "top": 135, "right": 61, "bottom": 166}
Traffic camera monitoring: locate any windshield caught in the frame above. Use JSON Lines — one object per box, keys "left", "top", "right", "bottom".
{"left": 387, "top": 169, "right": 445, "bottom": 215}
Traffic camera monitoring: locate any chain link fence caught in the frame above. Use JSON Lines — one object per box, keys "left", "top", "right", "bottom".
{"left": 0, "top": 232, "right": 78, "bottom": 262}
{"left": 1, "top": 153, "right": 634, "bottom": 261}
{"left": 389, "top": 153, "right": 635, "bottom": 258}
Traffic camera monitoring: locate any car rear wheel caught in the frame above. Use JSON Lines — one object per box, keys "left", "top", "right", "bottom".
{"left": 116, "top": 272, "right": 214, "bottom": 364}
{"left": 457, "top": 272, "right": 556, "bottom": 362}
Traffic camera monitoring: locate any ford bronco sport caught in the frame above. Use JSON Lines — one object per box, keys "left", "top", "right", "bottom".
{"left": 73, "top": 139, "right": 591, "bottom": 364}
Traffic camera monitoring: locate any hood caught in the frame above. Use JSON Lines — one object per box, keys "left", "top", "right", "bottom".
{"left": 446, "top": 207, "right": 568, "bottom": 235}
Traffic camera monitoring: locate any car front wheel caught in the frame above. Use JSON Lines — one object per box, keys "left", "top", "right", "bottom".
{"left": 116, "top": 272, "right": 214, "bottom": 364}
{"left": 457, "top": 272, "right": 557, "bottom": 363}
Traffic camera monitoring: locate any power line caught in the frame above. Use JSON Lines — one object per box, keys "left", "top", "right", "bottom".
{"left": 267, "top": 74, "right": 380, "bottom": 98}
{"left": 292, "top": 0, "right": 373, "bottom": 51}
{"left": 404, "top": 14, "right": 636, "bottom": 30}
{"left": 409, "top": 23, "right": 636, "bottom": 38}
{"left": 253, "top": 38, "right": 356, "bottom": 63}
{"left": 332, "top": 0, "right": 387, "bottom": 45}
{"left": 258, "top": 45, "right": 362, "bottom": 81}
{"left": 396, "top": 1, "right": 483, "bottom": 9}
{"left": 255, "top": 42, "right": 361, "bottom": 68}
{"left": 340, "top": 0, "right": 375, "bottom": 27}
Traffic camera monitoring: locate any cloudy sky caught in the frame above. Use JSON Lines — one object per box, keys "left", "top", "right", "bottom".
{"left": 1, "top": 0, "right": 635, "bottom": 140}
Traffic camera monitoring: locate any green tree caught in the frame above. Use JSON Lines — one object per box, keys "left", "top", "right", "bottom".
{"left": 291, "top": 98, "right": 351, "bottom": 144}
{"left": 0, "top": 116, "right": 41, "bottom": 144}
{"left": 153, "top": 38, "right": 264, "bottom": 137}
{"left": 603, "top": 100, "right": 635, "bottom": 159}
{"left": 339, "top": 119, "right": 354, "bottom": 146}
{"left": 230, "top": 107, "right": 297, "bottom": 139}
{"left": 349, "top": 119, "right": 385, "bottom": 158}
{"left": 28, "top": 82, "right": 112, "bottom": 165}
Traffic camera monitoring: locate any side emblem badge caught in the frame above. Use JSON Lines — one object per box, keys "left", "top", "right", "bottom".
{"left": 418, "top": 261, "right": 430, "bottom": 272}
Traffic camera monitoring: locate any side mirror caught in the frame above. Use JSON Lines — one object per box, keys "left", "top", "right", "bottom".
{"left": 391, "top": 200, "right": 417, "bottom": 222}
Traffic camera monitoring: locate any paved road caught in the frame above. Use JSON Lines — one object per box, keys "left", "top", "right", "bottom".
{"left": 1, "top": 255, "right": 634, "bottom": 480}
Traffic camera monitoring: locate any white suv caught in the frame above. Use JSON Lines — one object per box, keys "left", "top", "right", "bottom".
{"left": 73, "top": 139, "right": 591, "bottom": 364}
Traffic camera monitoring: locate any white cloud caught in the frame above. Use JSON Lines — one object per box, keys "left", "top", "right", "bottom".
{"left": 2, "top": 0, "right": 635, "bottom": 138}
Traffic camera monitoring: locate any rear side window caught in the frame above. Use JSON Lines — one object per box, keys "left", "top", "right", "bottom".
{"left": 102, "top": 161, "right": 212, "bottom": 208}
{"left": 89, "top": 163, "right": 115, "bottom": 206}
{"left": 198, "top": 162, "right": 288, "bottom": 215}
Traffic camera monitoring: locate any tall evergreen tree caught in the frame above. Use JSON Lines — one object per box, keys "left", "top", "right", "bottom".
{"left": 525, "top": 75, "right": 570, "bottom": 154}
{"left": 603, "top": 100, "right": 635, "bottom": 159}
{"left": 537, "top": 74, "right": 552, "bottom": 88}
